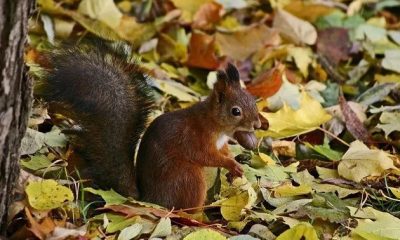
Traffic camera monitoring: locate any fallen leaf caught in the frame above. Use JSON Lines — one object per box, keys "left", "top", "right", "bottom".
{"left": 118, "top": 224, "right": 142, "bottom": 240}
{"left": 276, "top": 222, "right": 318, "bottom": 240}
{"left": 116, "top": 16, "right": 157, "bottom": 45}
{"left": 273, "top": 9, "right": 317, "bottom": 45}
{"left": 152, "top": 78, "right": 201, "bottom": 102}
{"left": 338, "top": 140, "right": 396, "bottom": 182}
{"left": 25, "top": 208, "right": 56, "bottom": 240}
{"left": 172, "top": 0, "right": 212, "bottom": 22}
{"left": 150, "top": 217, "right": 171, "bottom": 238}
{"left": 258, "top": 92, "right": 332, "bottom": 139}
{"left": 389, "top": 187, "right": 400, "bottom": 199}
{"left": 267, "top": 75, "right": 301, "bottom": 111}
{"left": 272, "top": 199, "right": 313, "bottom": 215}
{"left": 273, "top": 183, "right": 312, "bottom": 198}
{"left": 287, "top": 46, "right": 313, "bottom": 77}
{"left": 376, "top": 111, "right": 400, "bottom": 137}
{"left": 382, "top": 49, "right": 400, "bottom": 73}
{"left": 192, "top": 2, "right": 222, "bottom": 30}
{"left": 216, "top": 0, "right": 247, "bottom": 10}
{"left": 350, "top": 207, "right": 400, "bottom": 239}
{"left": 47, "top": 225, "right": 87, "bottom": 240}
{"left": 184, "top": 229, "right": 226, "bottom": 240}
{"left": 246, "top": 64, "right": 284, "bottom": 98}
{"left": 186, "top": 32, "right": 220, "bottom": 69}
{"left": 284, "top": 1, "right": 334, "bottom": 22}
{"left": 304, "top": 142, "right": 343, "bottom": 161}
{"left": 317, "top": 27, "right": 351, "bottom": 66}
{"left": 271, "top": 140, "right": 296, "bottom": 157}
{"left": 216, "top": 24, "right": 280, "bottom": 61}
{"left": 339, "top": 94, "right": 370, "bottom": 144}
{"left": 78, "top": 0, "right": 123, "bottom": 28}
{"left": 26, "top": 180, "right": 74, "bottom": 210}
{"left": 84, "top": 188, "right": 127, "bottom": 205}
{"left": 356, "top": 82, "right": 399, "bottom": 106}
{"left": 220, "top": 191, "right": 253, "bottom": 221}
{"left": 316, "top": 166, "right": 339, "bottom": 179}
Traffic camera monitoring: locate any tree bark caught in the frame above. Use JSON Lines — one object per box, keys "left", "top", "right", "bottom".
{"left": 0, "top": 0, "right": 35, "bottom": 236}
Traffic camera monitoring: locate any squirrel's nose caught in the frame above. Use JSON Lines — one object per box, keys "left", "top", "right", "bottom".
{"left": 257, "top": 114, "right": 269, "bottom": 130}
{"left": 253, "top": 118, "right": 262, "bottom": 129}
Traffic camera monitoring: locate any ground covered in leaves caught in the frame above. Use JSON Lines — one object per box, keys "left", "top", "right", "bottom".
{"left": 8, "top": 0, "right": 400, "bottom": 239}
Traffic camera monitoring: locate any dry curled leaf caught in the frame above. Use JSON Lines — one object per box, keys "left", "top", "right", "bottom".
{"left": 339, "top": 94, "right": 371, "bottom": 144}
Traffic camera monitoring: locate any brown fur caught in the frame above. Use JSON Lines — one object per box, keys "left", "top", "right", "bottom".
{"left": 136, "top": 64, "right": 260, "bottom": 209}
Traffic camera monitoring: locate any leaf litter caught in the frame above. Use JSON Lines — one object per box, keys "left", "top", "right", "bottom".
{"left": 11, "top": 0, "right": 400, "bottom": 239}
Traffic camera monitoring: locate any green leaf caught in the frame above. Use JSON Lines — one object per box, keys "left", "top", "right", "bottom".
{"left": 20, "top": 155, "right": 52, "bottom": 171}
{"left": 356, "top": 83, "right": 399, "bottom": 106}
{"left": 300, "top": 193, "right": 350, "bottom": 223}
{"left": 377, "top": 111, "right": 400, "bottom": 137}
{"left": 304, "top": 142, "right": 343, "bottom": 161}
{"left": 84, "top": 188, "right": 127, "bottom": 205}
{"left": 117, "top": 223, "right": 143, "bottom": 240}
{"left": 184, "top": 229, "right": 227, "bottom": 240}
{"left": 382, "top": 50, "right": 400, "bottom": 73}
{"left": 149, "top": 217, "right": 172, "bottom": 238}
{"left": 25, "top": 179, "right": 74, "bottom": 210}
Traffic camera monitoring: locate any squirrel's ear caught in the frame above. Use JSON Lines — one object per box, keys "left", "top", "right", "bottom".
{"left": 225, "top": 63, "right": 240, "bottom": 84}
{"left": 213, "top": 70, "right": 228, "bottom": 103}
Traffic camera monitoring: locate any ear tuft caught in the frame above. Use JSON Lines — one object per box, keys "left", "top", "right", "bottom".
{"left": 225, "top": 63, "right": 240, "bottom": 83}
{"left": 216, "top": 70, "right": 228, "bottom": 82}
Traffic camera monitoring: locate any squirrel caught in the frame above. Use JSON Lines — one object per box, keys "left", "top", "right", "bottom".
{"left": 36, "top": 42, "right": 261, "bottom": 210}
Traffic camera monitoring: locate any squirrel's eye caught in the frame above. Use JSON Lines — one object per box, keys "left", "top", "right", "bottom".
{"left": 231, "top": 107, "right": 241, "bottom": 116}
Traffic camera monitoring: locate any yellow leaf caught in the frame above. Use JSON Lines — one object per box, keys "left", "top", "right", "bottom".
{"left": 350, "top": 207, "right": 400, "bottom": 239}
{"left": 316, "top": 166, "right": 339, "bottom": 180}
{"left": 288, "top": 46, "right": 313, "bottom": 77}
{"left": 273, "top": 183, "right": 312, "bottom": 197}
{"left": 276, "top": 222, "right": 318, "bottom": 240}
{"left": 25, "top": 180, "right": 74, "bottom": 210}
{"left": 171, "top": 0, "right": 212, "bottom": 22}
{"left": 338, "top": 141, "right": 396, "bottom": 182}
{"left": 259, "top": 153, "right": 276, "bottom": 165}
{"left": 389, "top": 187, "right": 400, "bottom": 199}
{"left": 258, "top": 92, "right": 332, "bottom": 139}
{"left": 78, "top": 0, "right": 123, "bottom": 29}
{"left": 220, "top": 189, "right": 256, "bottom": 221}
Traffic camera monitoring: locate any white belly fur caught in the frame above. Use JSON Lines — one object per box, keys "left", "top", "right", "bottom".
{"left": 216, "top": 134, "right": 229, "bottom": 150}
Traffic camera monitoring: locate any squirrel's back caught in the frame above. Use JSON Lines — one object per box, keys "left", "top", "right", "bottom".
{"left": 37, "top": 42, "right": 153, "bottom": 196}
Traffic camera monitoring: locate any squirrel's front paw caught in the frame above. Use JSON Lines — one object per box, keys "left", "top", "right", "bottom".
{"left": 228, "top": 161, "right": 243, "bottom": 178}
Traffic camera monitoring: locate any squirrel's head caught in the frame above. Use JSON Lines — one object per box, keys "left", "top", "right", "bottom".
{"left": 211, "top": 63, "right": 261, "bottom": 134}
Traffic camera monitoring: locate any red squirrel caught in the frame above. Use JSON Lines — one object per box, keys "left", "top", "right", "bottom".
{"left": 36, "top": 42, "right": 261, "bottom": 210}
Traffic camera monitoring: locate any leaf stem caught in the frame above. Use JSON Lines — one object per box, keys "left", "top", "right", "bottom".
{"left": 317, "top": 127, "right": 350, "bottom": 147}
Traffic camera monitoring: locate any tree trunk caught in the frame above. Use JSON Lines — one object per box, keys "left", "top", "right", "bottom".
{"left": 0, "top": 0, "right": 34, "bottom": 236}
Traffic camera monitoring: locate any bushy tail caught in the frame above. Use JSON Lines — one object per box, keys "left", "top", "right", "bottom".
{"left": 36, "top": 42, "right": 153, "bottom": 196}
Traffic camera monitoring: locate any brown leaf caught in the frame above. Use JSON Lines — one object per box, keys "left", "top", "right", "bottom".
{"left": 317, "top": 28, "right": 351, "bottom": 66}
{"left": 186, "top": 32, "right": 220, "bottom": 69}
{"left": 339, "top": 94, "right": 371, "bottom": 144}
{"left": 247, "top": 64, "right": 284, "bottom": 98}
{"left": 102, "top": 205, "right": 180, "bottom": 218}
{"left": 216, "top": 25, "right": 280, "bottom": 61}
{"left": 192, "top": 2, "right": 222, "bottom": 30}
{"left": 25, "top": 208, "right": 56, "bottom": 240}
